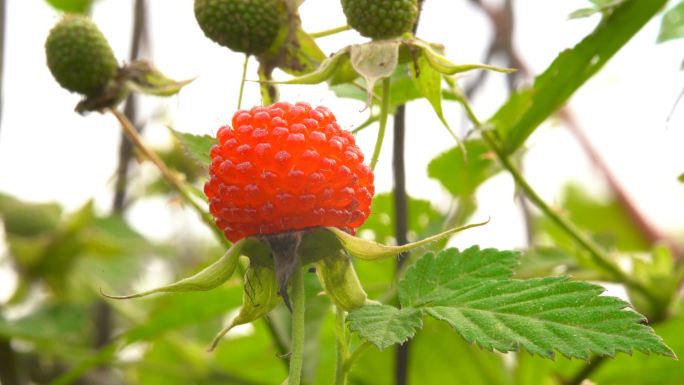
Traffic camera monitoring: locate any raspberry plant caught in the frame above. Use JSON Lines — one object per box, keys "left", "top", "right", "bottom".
{"left": 1, "top": 1, "right": 683, "bottom": 385}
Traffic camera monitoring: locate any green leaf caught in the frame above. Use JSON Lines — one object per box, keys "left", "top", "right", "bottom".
{"left": 491, "top": 0, "right": 667, "bottom": 153}
{"left": 347, "top": 304, "right": 422, "bottom": 350}
{"left": 44, "top": 0, "right": 92, "bottom": 13}
{"left": 399, "top": 247, "right": 519, "bottom": 308}
{"left": 427, "top": 139, "right": 500, "bottom": 198}
{"left": 536, "top": 184, "right": 650, "bottom": 252}
{"left": 169, "top": 127, "right": 218, "bottom": 170}
{"left": 678, "top": 172, "right": 684, "bottom": 183}
{"left": 409, "top": 318, "right": 511, "bottom": 385}
{"left": 398, "top": 249, "right": 674, "bottom": 359}
{"left": 125, "top": 61, "right": 194, "bottom": 97}
{"left": 169, "top": 128, "right": 216, "bottom": 170}
{"left": 658, "top": 1, "right": 684, "bottom": 43}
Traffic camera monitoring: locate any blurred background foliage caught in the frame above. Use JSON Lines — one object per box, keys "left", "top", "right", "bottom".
{"left": 0, "top": 0, "right": 683, "bottom": 384}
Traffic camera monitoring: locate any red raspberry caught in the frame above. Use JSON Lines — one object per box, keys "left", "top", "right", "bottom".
{"left": 204, "top": 102, "right": 375, "bottom": 242}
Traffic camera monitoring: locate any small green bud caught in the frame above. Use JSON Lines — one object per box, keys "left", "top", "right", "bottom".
{"left": 316, "top": 251, "right": 368, "bottom": 311}
{"left": 209, "top": 263, "right": 281, "bottom": 351}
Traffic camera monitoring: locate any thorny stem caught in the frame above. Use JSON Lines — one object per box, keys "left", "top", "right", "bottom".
{"left": 109, "top": 108, "right": 229, "bottom": 248}
{"left": 237, "top": 55, "right": 249, "bottom": 110}
{"left": 369, "top": 78, "right": 391, "bottom": 171}
{"left": 310, "top": 25, "right": 351, "bottom": 38}
{"left": 288, "top": 266, "right": 306, "bottom": 385}
{"left": 334, "top": 307, "right": 350, "bottom": 385}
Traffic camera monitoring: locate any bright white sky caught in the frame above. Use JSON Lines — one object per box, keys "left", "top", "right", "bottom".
{"left": 0, "top": 0, "right": 683, "bottom": 274}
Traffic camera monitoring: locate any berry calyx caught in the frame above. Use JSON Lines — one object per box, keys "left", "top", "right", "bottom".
{"left": 204, "top": 102, "right": 375, "bottom": 242}
{"left": 194, "top": 0, "right": 285, "bottom": 55}
{"left": 45, "top": 14, "right": 118, "bottom": 96}
{"left": 341, "top": 0, "right": 418, "bottom": 40}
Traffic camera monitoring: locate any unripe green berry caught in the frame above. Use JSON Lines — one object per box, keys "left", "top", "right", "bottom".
{"left": 45, "top": 14, "right": 118, "bottom": 96}
{"left": 341, "top": 0, "right": 418, "bottom": 40}
{"left": 194, "top": 0, "right": 284, "bottom": 55}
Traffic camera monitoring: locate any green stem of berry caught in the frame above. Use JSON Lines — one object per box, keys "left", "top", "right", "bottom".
{"left": 343, "top": 341, "right": 371, "bottom": 373}
{"left": 310, "top": 25, "right": 351, "bottom": 38}
{"left": 288, "top": 265, "right": 306, "bottom": 385}
{"left": 237, "top": 54, "right": 249, "bottom": 110}
{"left": 109, "top": 108, "right": 229, "bottom": 248}
{"left": 447, "top": 94, "right": 658, "bottom": 303}
{"left": 369, "top": 77, "right": 391, "bottom": 171}
{"left": 334, "top": 307, "right": 350, "bottom": 385}
{"left": 258, "top": 65, "right": 278, "bottom": 105}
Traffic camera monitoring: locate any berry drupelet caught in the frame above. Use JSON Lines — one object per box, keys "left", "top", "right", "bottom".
{"left": 204, "top": 102, "right": 375, "bottom": 242}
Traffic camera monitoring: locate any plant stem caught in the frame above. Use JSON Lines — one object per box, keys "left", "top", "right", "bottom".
{"left": 237, "top": 55, "right": 249, "bottom": 110}
{"left": 369, "top": 78, "right": 391, "bottom": 171}
{"left": 479, "top": 129, "right": 655, "bottom": 300}
{"left": 0, "top": 338, "right": 23, "bottom": 385}
{"left": 334, "top": 307, "right": 349, "bottom": 385}
{"left": 310, "top": 25, "right": 351, "bottom": 38}
{"left": 258, "top": 65, "right": 278, "bottom": 105}
{"left": 565, "top": 357, "right": 605, "bottom": 385}
{"left": 392, "top": 89, "right": 410, "bottom": 385}
{"left": 109, "top": 108, "right": 229, "bottom": 247}
{"left": 288, "top": 266, "right": 306, "bottom": 385}
{"left": 343, "top": 342, "right": 371, "bottom": 373}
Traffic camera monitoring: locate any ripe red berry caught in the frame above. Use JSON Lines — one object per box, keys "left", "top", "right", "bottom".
{"left": 204, "top": 102, "right": 375, "bottom": 242}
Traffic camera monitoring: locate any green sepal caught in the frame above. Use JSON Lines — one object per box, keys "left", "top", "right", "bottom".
{"left": 125, "top": 60, "right": 194, "bottom": 97}
{"left": 208, "top": 263, "right": 281, "bottom": 351}
{"left": 328, "top": 220, "right": 489, "bottom": 261}
{"left": 272, "top": 48, "right": 350, "bottom": 85}
{"left": 315, "top": 250, "right": 368, "bottom": 311}
{"left": 409, "top": 40, "right": 515, "bottom": 75}
{"left": 102, "top": 240, "right": 244, "bottom": 299}
{"left": 349, "top": 40, "right": 401, "bottom": 104}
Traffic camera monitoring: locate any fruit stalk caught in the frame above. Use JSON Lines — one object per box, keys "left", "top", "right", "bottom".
{"left": 369, "top": 78, "right": 391, "bottom": 171}
{"left": 288, "top": 265, "right": 306, "bottom": 385}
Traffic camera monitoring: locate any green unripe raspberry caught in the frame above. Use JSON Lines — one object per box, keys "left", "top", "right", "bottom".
{"left": 45, "top": 15, "right": 118, "bottom": 96}
{"left": 194, "top": 0, "right": 284, "bottom": 55}
{"left": 341, "top": 0, "right": 418, "bottom": 39}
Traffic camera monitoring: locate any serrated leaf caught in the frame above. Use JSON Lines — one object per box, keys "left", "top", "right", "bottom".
{"left": 658, "top": 1, "right": 684, "bottom": 43}
{"left": 169, "top": 128, "right": 216, "bottom": 169}
{"left": 348, "top": 304, "right": 422, "bottom": 350}
{"left": 423, "top": 276, "right": 674, "bottom": 359}
{"left": 399, "top": 247, "right": 519, "bottom": 308}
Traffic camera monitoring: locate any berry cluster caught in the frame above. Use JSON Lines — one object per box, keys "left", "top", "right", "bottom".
{"left": 204, "top": 102, "right": 374, "bottom": 242}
